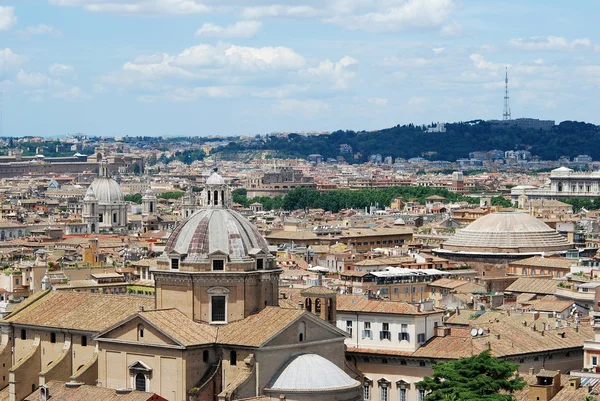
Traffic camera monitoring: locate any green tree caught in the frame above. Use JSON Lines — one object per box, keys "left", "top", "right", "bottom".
{"left": 124, "top": 193, "right": 143, "bottom": 204}
{"left": 419, "top": 351, "right": 525, "bottom": 401}
{"left": 157, "top": 191, "right": 185, "bottom": 200}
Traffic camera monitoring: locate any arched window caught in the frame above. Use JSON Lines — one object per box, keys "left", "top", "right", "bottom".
{"left": 305, "top": 298, "right": 312, "bottom": 312}
{"left": 315, "top": 298, "right": 322, "bottom": 314}
{"left": 522, "top": 268, "right": 527, "bottom": 275}
{"left": 328, "top": 298, "right": 333, "bottom": 321}
{"left": 298, "top": 321, "right": 306, "bottom": 342}
{"left": 135, "top": 373, "right": 146, "bottom": 391}
{"left": 221, "top": 191, "right": 225, "bottom": 205}
{"left": 214, "top": 190, "right": 219, "bottom": 206}
{"left": 138, "top": 324, "right": 144, "bottom": 340}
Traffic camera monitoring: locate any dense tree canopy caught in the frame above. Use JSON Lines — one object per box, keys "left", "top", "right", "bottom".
{"left": 562, "top": 197, "right": 600, "bottom": 212}
{"left": 233, "top": 187, "right": 511, "bottom": 212}
{"left": 214, "top": 120, "right": 600, "bottom": 163}
{"left": 419, "top": 351, "right": 525, "bottom": 401}
{"left": 157, "top": 191, "right": 185, "bottom": 200}
{"left": 124, "top": 193, "right": 142, "bottom": 204}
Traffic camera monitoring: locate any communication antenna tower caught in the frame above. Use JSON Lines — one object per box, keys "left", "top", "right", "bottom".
{"left": 503, "top": 67, "right": 511, "bottom": 121}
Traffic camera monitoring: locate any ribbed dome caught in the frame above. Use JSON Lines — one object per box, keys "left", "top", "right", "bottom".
{"left": 164, "top": 208, "right": 268, "bottom": 259}
{"left": 88, "top": 177, "right": 124, "bottom": 202}
{"left": 440, "top": 212, "right": 570, "bottom": 254}
{"left": 268, "top": 354, "right": 359, "bottom": 391}
{"left": 206, "top": 171, "right": 225, "bottom": 185}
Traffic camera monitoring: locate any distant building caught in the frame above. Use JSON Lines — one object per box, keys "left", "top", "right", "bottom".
{"left": 488, "top": 118, "right": 555, "bottom": 131}
{"left": 511, "top": 166, "right": 600, "bottom": 200}
{"left": 339, "top": 144, "right": 353, "bottom": 154}
{"left": 246, "top": 166, "right": 316, "bottom": 198}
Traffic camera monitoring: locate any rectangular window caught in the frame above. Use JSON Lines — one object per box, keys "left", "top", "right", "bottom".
{"left": 15, "top": 279, "right": 19, "bottom": 286}
{"left": 171, "top": 258, "right": 179, "bottom": 270}
{"left": 346, "top": 320, "right": 353, "bottom": 336}
{"left": 81, "top": 335, "right": 87, "bottom": 347}
{"left": 380, "top": 323, "right": 391, "bottom": 340}
{"left": 363, "top": 383, "right": 370, "bottom": 401}
{"left": 211, "top": 296, "right": 226, "bottom": 322}
{"left": 404, "top": 287, "right": 409, "bottom": 293}
{"left": 593, "top": 356, "right": 598, "bottom": 366}
{"left": 113, "top": 213, "right": 117, "bottom": 223}
{"left": 98, "top": 214, "right": 103, "bottom": 222}
{"left": 256, "top": 259, "right": 264, "bottom": 270}
{"left": 399, "top": 324, "right": 409, "bottom": 341}
{"left": 417, "top": 333, "right": 426, "bottom": 343}
{"left": 213, "top": 259, "right": 225, "bottom": 271}
{"left": 50, "top": 332, "right": 56, "bottom": 343}
{"left": 418, "top": 389, "right": 426, "bottom": 401}
{"left": 431, "top": 287, "right": 436, "bottom": 294}
{"left": 362, "top": 322, "right": 372, "bottom": 339}
{"left": 394, "top": 288, "right": 398, "bottom": 294}
{"left": 399, "top": 388, "right": 407, "bottom": 401}
{"left": 380, "top": 386, "right": 388, "bottom": 401}
{"left": 20, "top": 329, "right": 26, "bottom": 340}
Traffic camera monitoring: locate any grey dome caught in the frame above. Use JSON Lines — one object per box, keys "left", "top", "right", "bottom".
{"left": 88, "top": 177, "right": 124, "bottom": 203}
{"left": 268, "top": 353, "right": 359, "bottom": 391}
{"left": 164, "top": 208, "right": 268, "bottom": 259}
{"left": 206, "top": 171, "right": 225, "bottom": 185}
{"left": 439, "top": 212, "right": 570, "bottom": 254}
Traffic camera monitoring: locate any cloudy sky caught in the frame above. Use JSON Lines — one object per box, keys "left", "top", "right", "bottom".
{"left": 0, "top": 0, "right": 598, "bottom": 137}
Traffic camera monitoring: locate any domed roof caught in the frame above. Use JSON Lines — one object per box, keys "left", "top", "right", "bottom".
{"left": 268, "top": 353, "right": 359, "bottom": 391}
{"left": 88, "top": 177, "right": 124, "bottom": 202}
{"left": 206, "top": 171, "right": 225, "bottom": 185}
{"left": 439, "top": 212, "right": 570, "bottom": 255}
{"left": 164, "top": 208, "right": 268, "bottom": 259}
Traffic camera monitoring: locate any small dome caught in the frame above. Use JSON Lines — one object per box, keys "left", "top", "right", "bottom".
{"left": 84, "top": 185, "right": 96, "bottom": 200}
{"left": 268, "top": 354, "right": 359, "bottom": 391}
{"left": 88, "top": 177, "right": 124, "bottom": 202}
{"left": 439, "top": 212, "right": 570, "bottom": 254}
{"left": 164, "top": 208, "right": 268, "bottom": 259}
{"left": 206, "top": 171, "right": 225, "bottom": 186}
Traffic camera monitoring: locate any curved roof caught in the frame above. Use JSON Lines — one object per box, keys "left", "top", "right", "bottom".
{"left": 268, "top": 353, "right": 359, "bottom": 391}
{"left": 439, "top": 212, "right": 570, "bottom": 255}
{"left": 88, "top": 177, "right": 124, "bottom": 203}
{"left": 164, "top": 208, "right": 269, "bottom": 259}
{"left": 206, "top": 171, "right": 225, "bottom": 185}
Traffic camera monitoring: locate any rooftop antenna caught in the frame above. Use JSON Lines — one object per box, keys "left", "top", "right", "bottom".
{"left": 503, "top": 67, "right": 511, "bottom": 121}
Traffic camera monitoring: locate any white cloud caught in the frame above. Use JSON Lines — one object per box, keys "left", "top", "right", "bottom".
{"left": 306, "top": 55, "right": 358, "bottom": 89}
{"left": 54, "top": 86, "right": 91, "bottom": 100}
{"left": 408, "top": 96, "right": 427, "bottom": 106}
{"left": 368, "top": 97, "right": 388, "bottom": 106}
{"left": 440, "top": 21, "right": 461, "bottom": 37}
{"left": 174, "top": 44, "right": 305, "bottom": 70}
{"left": 49, "top": 0, "right": 210, "bottom": 15}
{"left": 0, "top": 48, "right": 27, "bottom": 70}
{"left": 49, "top": 63, "right": 74, "bottom": 76}
{"left": 17, "top": 70, "right": 61, "bottom": 88}
{"left": 17, "top": 24, "right": 63, "bottom": 37}
{"left": 123, "top": 53, "right": 195, "bottom": 79}
{"left": 432, "top": 47, "right": 445, "bottom": 54}
{"left": 242, "top": 5, "right": 322, "bottom": 19}
{"left": 0, "top": 6, "right": 16, "bottom": 31}
{"left": 470, "top": 53, "right": 507, "bottom": 73}
{"left": 327, "top": 0, "right": 455, "bottom": 33}
{"left": 195, "top": 20, "right": 261, "bottom": 39}
{"left": 272, "top": 98, "right": 330, "bottom": 117}
{"left": 509, "top": 36, "right": 591, "bottom": 51}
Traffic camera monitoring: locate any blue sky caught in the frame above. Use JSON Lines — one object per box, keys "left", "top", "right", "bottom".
{"left": 0, "top": 0, "right": 599, "bottom": 137}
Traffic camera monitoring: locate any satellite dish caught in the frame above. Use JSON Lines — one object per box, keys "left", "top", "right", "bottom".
{"left": 478, "top": 328, "right": 484, "bottom": 336}
{"left": 470, "top": 328, "right": 478, "bottom": 337}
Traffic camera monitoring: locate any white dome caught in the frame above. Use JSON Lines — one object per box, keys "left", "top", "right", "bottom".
{"left": 268, "top": 353, "right": 359, "bottom": 391}
{"left": 206, "top": 171, "right": 225, "bottom": 185}
{"left": 440, "top": 212, "right": 570, "bottom": 254}
{"left": 88, "top": 177, "right": 124, "bottom": 202}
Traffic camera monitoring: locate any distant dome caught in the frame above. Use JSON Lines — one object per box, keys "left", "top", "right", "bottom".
{"left": 88, "top": 177, "right": 124, "bottom": 203}
{"left": 268, "top": 354, "right": 359, "bottom": 391}
{"left": 164, "top": 208, "right": 268, "bottom": 259}
{"left": 206, "top": 171, "right": 225, "bottom": 185}
{"left": 437, "top": 212, "right": 570, "bottom": 255}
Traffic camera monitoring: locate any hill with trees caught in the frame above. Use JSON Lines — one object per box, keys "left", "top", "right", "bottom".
{"left": 215, "top": 120, "right": 600, "bottom": 163}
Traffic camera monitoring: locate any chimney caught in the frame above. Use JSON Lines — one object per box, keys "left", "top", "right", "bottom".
{"left": 138, "top": 305, "right": 145, "bottom": 312}
{"left": 486, "top": 341, "right": 491, "bottom": 350}
{"left": 298, "top": 300, "right": 304, "bottom": 310}
{"left": 495, "top": 334, "right": 500, "bottom": 340}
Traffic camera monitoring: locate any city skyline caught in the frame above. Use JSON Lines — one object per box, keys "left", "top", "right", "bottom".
{"left": 0, "top": 0, "right": 598, "bottom": 137}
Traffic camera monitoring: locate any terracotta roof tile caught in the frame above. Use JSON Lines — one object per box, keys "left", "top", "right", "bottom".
{"left": 24, "top": 381, "right": 164, "bottom": 401}
{"left": 4, "top": 292, "right": 154, "bottom": 332}
{"left": 139, "top": 309, "right": 217, "bottom": 346}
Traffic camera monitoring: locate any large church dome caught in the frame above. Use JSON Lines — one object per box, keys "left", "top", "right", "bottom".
{"left": 89, "top": 177, "right": 124, "bottom": 203}
{"left": 164, "top": 208, "right": 269, "bottom": 259}
{"left": 437, "top": 211, "right": 571, "bottom": 255}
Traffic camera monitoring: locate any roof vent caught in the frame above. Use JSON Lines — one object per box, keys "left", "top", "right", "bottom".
{"left": 65, "top": 381, "right": 83, "bottom": 389}
{"left": 115, "top": 388, "right": 133, "bottom": 395}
